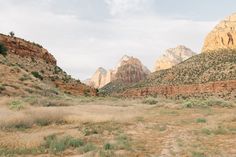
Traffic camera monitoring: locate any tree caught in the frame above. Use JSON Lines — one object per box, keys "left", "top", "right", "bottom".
{"left": 9, "top": 31, "right": 15, "bottom": 37}
{"left": 0, "top": 42, "right": 7, "bottom": 57}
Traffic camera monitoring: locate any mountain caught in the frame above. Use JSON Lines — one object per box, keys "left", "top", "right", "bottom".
{"left": 154, "top": 45, "right": 196, "bottom": 71}
{"left": 115, "top": 55, "right": 150, "bottom": 83}
{"left": 84, "top": 67, "right": 111, "bottom": 89}
{"left": 103, "top": 13, "right": 236, "bottom": 99}
{"left": 86, "top": 55, "right": 150, "bottom": 89}
{"left": 0, "top": 33, "right": 96, "bottom": 97}
{"left": 202, "top": 12, "right": 236, "bottom": 52}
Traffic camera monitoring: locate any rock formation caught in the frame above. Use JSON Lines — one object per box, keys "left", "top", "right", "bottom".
{"left": 0, "top": 33, "right": 56, "bottom": 65}
{"left": 85, "top": 67, "right": 111, "bottom": 89}
{"left": 202, "top": 13, "right": 236, "bottom": 52}
{"left": 115, "top": 55, "right": 150, "bottom": 83}
{"left": 86, "top": 55, "right": 150, "bottom": 88}
{"left": 0, "top": 33, "right": 96, "bottom": 96}
{"left": 154, "top": 45, "right": 196, "bottom": 71}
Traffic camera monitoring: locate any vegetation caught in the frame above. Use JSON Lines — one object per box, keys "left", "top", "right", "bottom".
{"left": 0, "top": 84, "right": 6, "bottom": 92}
{"left": 0, "top": 42, "right": 7, "bottom": 57}
{"left": 196, "top": 118, "right": 207, "bottom": 123}
{"left": 9, "top": 31, "right": 15, "bottom": 37}
{"left": 8, "top": 100, "right": 25, "bottom": 110}
{"left": 183, "top": 98, "right": 233, "bottom": 108}
{"left": 43, "top": 135, "right": 84, "bottom": 154}
{"left": 31, "top": 71, "right": 43, "bottom": 80}
{"left": 142, "top": 97, "right": 158, "bottom": 105}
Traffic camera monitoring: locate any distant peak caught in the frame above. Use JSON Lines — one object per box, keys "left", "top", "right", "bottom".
{"left": 176, "top": 45, "right": 188, "bottom": 49}
{"left": 96, "top": 67, "right": 107, "bottom": 74}
{"left": 120, "top": 55, "right": 131, "bottom": 62}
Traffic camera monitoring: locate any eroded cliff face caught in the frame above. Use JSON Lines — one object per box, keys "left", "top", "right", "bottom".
{"left": 86, "top": 55, "right": 150, "bottom": 88}
{"left": 202, "top": 13, "right": 236, "bottom": 52}
{"left": 0, "top": 33, "right": 96, "bottom": 96}
{"left": 0, "top": 34, "right": 56, "bottom": 65}
{"left": 115, "top": 56, "right": 150, "bottom": 83}
{"left": 155, "top": 45, "right": 196, "bottom": 71}
{"left": 85, "top": 67, "right": 112, "bottom": 89}
{"left": 121, "top": 80, "right": 236, "bottom": 99}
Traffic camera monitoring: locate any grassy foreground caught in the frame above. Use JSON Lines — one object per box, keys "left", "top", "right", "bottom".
{"left": 0, "top": 95, "right": 235, "bottom": 157}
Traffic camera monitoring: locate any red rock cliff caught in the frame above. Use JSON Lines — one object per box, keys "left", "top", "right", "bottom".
{"left": 0, "top": 33, "right": 56, "bottom": 65}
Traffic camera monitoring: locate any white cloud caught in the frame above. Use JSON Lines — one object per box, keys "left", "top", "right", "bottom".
{"left": 0, "top": 0, "right": 217, "bottom": 80}
{"left": 105, "top": 0, "right": 152, "bottom": 16}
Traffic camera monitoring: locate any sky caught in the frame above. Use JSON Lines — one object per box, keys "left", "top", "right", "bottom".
{"left": 0, "top": 0, "right": 236, "bottom": 80}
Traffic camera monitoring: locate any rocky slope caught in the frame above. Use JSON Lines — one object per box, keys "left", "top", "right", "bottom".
{"left": 103, "top": 13, "right": 236, "bottom": 99}
{"left": 122, "top": 50, "right": 236, "bottom": 99}
{"left": 202, "top": 13, "right": 236, "bottom": 52}
{"left": 0, "top": 33, "right": 96, "bottom": 96}
{"left": 86, "top": 55, "right": 150, "bottom": 89}
{"left": 154, "top": 45, "right": 196, "bottom": 71}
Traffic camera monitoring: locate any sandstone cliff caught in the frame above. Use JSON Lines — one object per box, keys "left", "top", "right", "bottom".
{"left": 154, "top": 45, "right": 196, "bottom": 71}
{"left": 85, "top": 67, "right": 111, "bottom": 89}
{"left": 118, "top": 50, "right": 236, "bottom": 99}
{"left": 86, "top": 55, "right": 150, "bottom": 89}
{"left": 202, "top": 13, "right": 236, "bottom": 52}
{"left": 0, "top": 33, "right": 96, "bottom": 96}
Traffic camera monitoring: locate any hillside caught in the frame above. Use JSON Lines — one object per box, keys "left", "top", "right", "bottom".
{"left": 0, "top": 33, "right": 96, "bottom": 96}
{"left": 101, "top": 49, "right": 236, "bottom": 99}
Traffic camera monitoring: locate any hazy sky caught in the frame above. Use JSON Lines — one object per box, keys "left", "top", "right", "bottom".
{"left": 0, "top": 0, "right": 236, "bottom": 80}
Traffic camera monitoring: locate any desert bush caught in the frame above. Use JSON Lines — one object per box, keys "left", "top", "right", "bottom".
{"left": 31, "top": 71, "right": 43, "bottom": 80}
{"left": 104, "top": 143, "right": 114, "bottom": 150}
{"left": 201, "top": 126, "right": 230, "bottom": 136}
{"left": 0, "top": 84, "right": 6, "bottom": 91}
{"left": 115, "top": 134, "right": 131, "bottom": 150}
{"left": 142, "top": 97, "right": 158, "bottom": 105}
{"left": 192, "top": 151, "right": 206, "bottom": 157}
{"left": 43, "top": 135, "right": 84, "bottom": 154}
{"left": 19, "top": 74, "right": 31, "bottom": 81}
{"left": 183, "top": 98, "right": 233, "bottom": 108}
{"left": 8, "top": 100, "right": 25, "bottom": 110}
{"left": 196, "top": 118, "right": 207, "bottom": 123}
{"left": 0, "top": 42, "right": 7, "bottom": 57}
{"left": 79, "top": 143, "right": 96, "bottom": 153}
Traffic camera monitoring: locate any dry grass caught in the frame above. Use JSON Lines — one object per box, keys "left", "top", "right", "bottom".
{"left": 0, "top": 96, "right": 235, "bottom": 156}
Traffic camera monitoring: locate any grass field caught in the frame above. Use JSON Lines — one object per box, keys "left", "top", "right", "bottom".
{"left": 0, "top": 96, "right": 235, "bottom": 157}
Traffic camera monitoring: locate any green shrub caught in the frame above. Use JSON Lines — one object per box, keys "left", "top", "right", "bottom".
{"left": 10, "top": 122, "right": 31, "bottom": 131}
{"left": 31, "top": 71, "right": 43, "bottom": 80}
{"left": 79, "top": 143, "right": 96, "bottom": 153}
{"left": 0, "top": 84, "right": 6, "bottom": 91}
{"left": 19, "top": 74, "right": 31, "bottom": 81}
{"left": 192, "top": 151, "right": 206, "bottom": 157}
{"left": 183, "top": 98, "right": 232, "bottom": 108}
{"left": 0, "top": 42, "right": 7, "bottom": 57}
{"left": 9, "top": 100, "right": 25, "bottom": 110}
{"left": 115, "top": 134, "right": 131, "bottom": 150}
{"left": 43, "top": 135, "right": 84, "bottom": 154}
{"left": 104, "top": 143, "right": 114, "bottom": 150}
{"left": 196, "top": 118, "right": 207, "bottom": 123}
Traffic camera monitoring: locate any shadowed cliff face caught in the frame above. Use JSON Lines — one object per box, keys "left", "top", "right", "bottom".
{"left": 202, "top": 13, "right": 236, "bottom": 52}
{"left": 0, "top": 33, "right": 96, "bottom": 96}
